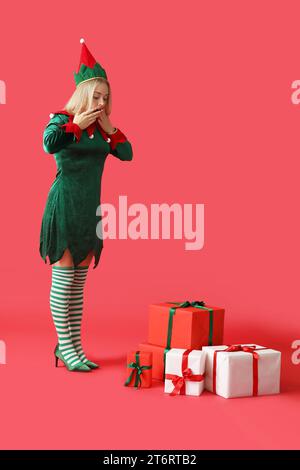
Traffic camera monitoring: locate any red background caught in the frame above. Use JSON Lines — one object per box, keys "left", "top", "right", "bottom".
{"left": 0, "top": 0, "right": 299, "bottom": 449}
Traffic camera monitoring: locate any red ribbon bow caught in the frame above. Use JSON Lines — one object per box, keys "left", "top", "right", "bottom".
{"left": 165, "top": 349, "right": 205, "bottom": 396}
{"left": 213, "top": 344, "right": 267, "bottom": 396}
{"left": 225, "top": 344, "right": 259, "bottom": 359}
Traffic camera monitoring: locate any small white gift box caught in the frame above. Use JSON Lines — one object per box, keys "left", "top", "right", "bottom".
{"left": 202, "top": 344, "right": 281, "bottom": 399}
{"left": 164, "top": 348, "right": 205, "bottom": 396}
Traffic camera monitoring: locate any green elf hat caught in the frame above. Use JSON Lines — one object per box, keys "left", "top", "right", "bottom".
{"left": 73, "top": 38, "right": 108, "bottom": 87}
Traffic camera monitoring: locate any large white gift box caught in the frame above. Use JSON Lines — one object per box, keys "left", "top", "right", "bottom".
{"left": 164, "top": 348, "right": 205, "bottom": 396}
{"left": 202, "top": 344, "right": 281, "bottom": 399}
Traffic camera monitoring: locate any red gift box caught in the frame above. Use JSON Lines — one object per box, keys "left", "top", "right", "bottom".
{"left": 148, "top": 301, "right": 224, "bottom": 349}
{"left": 124, "top": 351, "right": 152, "bottom": 388}
{"left": 138, "top": 342, "right": 166, "bottom": 381}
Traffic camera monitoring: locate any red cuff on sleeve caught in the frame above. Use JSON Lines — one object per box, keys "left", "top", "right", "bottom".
{"left": 60, "top": 121, "right": 83, "bottom": 143}
{"left": 108, "top": 128, "right": 128, "bottom": 151}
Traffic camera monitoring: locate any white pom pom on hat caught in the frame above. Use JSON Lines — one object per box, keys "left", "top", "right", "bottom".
{"left": 80, "top": 38, "right": 85, "bottom": 44}
{"left": 49, "top": 113, "right": 55, "bottom": 118}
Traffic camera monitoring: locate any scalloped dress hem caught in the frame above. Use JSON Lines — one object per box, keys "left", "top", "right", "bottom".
{"left": 39, "top": 242, "right": 103, "bottom": 270}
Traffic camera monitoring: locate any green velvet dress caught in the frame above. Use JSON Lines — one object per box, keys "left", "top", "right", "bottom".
{"left": 39, "top": 112, "right": 133, "bottom": 269}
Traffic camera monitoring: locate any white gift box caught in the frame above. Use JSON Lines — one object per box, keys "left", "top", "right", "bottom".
{"left": 203, "top": 344, "right": 281, "bottom": 399}
{"left": 164, "top": 348, "right": 205, "bottom": 396}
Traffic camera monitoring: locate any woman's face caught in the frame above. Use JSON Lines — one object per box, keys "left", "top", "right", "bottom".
{"left": 92, "top": 83, "right": 109, "bottom": 111}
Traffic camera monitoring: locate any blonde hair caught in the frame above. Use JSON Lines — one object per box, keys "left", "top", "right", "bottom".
{"left": 63, "top": 78, "right": 112, "bottom": 116}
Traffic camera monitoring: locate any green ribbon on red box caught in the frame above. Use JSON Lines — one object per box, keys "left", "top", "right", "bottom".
{"left": 124, "top": 351, "right": 152, "bottom": 389}
{"left": 163, "top": 300, "right": 214, "bottom": 377}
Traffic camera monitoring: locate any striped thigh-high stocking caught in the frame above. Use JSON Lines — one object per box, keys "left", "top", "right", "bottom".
{"left": 50, "top": 266, "right": 85, "bottom": 368}
{"left": 68, "top": 265, "right": 91, "bottom": 364}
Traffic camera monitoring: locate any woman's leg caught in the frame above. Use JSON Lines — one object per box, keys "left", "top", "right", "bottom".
{"left": 50, "top": 249, "right": 90, "bottom": 370}
{"left": 68, "top": 251, "right": 98, "bottom": 365}
{"left": 52, "top": 248, "right": 74, "bottom": 267}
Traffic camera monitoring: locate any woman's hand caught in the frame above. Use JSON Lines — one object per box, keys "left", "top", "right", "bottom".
{"left": 97, "top": 108, "right": 115, "bottom": 134}
{"left": 73, "top": 107, "right": 102, "bottom": 130}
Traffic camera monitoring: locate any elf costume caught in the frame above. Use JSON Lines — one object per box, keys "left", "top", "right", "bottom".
{"left": 39, "top": 39, "right": 133, "bottom": 371}
{"left": 39, "top": 38, "right": 133, "bottom": 269}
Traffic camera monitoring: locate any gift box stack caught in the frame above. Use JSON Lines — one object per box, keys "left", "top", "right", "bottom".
{"left": 124, "top": 300, "right": 281, "bottom": 398}
{"left": 139, "top": 301, "right": 224, "bottom": 381}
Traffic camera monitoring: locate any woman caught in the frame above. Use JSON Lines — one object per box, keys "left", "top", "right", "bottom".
{"left": 39, "top": 39, "right": 133, "bottom": 372}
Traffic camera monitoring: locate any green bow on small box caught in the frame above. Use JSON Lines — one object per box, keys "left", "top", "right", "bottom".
{"left": 124, "top": 351, "right": 152, "bottom": 389}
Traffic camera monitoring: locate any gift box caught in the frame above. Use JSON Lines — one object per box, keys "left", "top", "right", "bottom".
{"left": 148, "top": 300, "right": 224, "bottom": 350}
{"left": 124, "top": 351, "right": 152, "bottom": 388}
{"left": 164, "top": 348, "right": 205, "bottom": 396}
{"left": 203, "top": 344, "right": 281, "bottom": 399}
{"left": 138, "top": 342, "right": 166, "bottom": 381}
